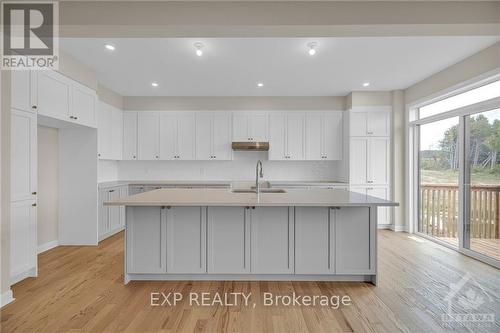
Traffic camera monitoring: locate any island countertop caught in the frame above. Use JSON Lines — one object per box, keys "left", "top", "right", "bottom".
{"left": 104, "top": 188, "right": 398, "bottom": 207}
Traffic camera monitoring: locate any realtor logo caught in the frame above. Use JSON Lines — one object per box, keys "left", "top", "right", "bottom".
{"left": 1, "top": 1, "right": 59, "bottom": 69}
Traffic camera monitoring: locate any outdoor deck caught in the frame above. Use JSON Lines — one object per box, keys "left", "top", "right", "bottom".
{"left": 420, "top": 183, "right": 500, "bottom": 261}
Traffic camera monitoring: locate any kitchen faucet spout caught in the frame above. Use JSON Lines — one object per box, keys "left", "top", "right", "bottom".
{"left": 256, "top": 160, "right": 263, "bottom": 195}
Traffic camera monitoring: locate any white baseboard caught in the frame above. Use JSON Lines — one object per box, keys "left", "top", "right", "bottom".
{"left": 98, "top": 226, "right": 124, "bottom": 242}
{"left": 377, "top": 224, "right": 393, "bottom": 230}
{"left": 38, "top": 240, "right": 59, "bottom": 254}
{"left": 11, "top": 267, "right": 37, "bottom": 285}
{"left": 0, "top": 289, "right": 15, "bottom": 308}
{"left": 390, "top": 225, "right": 408, "bottom": 232}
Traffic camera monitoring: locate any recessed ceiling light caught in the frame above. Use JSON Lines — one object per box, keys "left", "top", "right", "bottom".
{"left": 257, "top": 82, "right": 264, "bottom": 87}
{"left": 104, "top": 44, "right": 115, "bottom": 51}
{"left": 363, "top": 82, "right": 370, "bottom": 87}
{"left": 307, "top": 42, "right": 317, "bottom": 56}
{"left": 194, "top": 42, "right": 204, "bottom": 56}
{"left": 151, "top": 82, "right": 159, "bottom": 87}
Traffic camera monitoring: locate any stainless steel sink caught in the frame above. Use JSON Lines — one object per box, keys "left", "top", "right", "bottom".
{"left": 260, "top": 188, "right": 286, "bottom": 193}
{"left": 230, "top": 189, "right": 257, "bottom": 193}
{"left": 230, "top": 188, "right": 286, "bottom": 194}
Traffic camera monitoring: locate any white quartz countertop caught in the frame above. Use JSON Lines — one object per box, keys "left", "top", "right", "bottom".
{"left": 104, "top": 188, "right": 397, "bottom": 207}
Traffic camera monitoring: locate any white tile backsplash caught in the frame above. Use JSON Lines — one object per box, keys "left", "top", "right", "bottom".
{"left": 117, "top": 152, "right": 346, "bottom": 181}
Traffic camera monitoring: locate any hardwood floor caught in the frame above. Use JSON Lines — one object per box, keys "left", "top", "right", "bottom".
{"left": 1, "top": 231, "right": 499, "bottom": 333}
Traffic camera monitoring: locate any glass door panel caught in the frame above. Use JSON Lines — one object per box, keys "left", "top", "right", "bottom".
{"left": 464, "top": 109, "right": 500, "bottom": 262}
{"left": 418, "top": 117, "right": 460, "bottom": 246}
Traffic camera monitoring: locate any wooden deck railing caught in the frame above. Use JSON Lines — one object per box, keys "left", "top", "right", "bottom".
{"left": 420, "top": 184, "right": 500, "bottom": 239}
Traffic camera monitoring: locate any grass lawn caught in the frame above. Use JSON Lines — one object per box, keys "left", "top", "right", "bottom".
{"left": 421, "top": 169, "right": 500, "bottom": 185}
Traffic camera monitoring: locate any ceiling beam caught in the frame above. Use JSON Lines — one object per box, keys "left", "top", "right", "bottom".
{"left": 60, "top": 1, "right": 500, "bottom": 37}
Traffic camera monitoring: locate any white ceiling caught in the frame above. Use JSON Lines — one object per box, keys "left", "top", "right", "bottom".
{"left": 60, "top": 37, "right": 500, "bottom": 96}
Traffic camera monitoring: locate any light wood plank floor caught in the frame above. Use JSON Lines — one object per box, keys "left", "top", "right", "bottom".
{"left": 1, "top": 231, "right": 499, "bottom": 333}
{"left": 436, "top": 237, "right": 500, "bottom": 262}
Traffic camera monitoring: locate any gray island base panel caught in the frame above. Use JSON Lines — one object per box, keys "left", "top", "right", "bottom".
{"left": 105, "top": 189, "right": 398, "bottom": 285}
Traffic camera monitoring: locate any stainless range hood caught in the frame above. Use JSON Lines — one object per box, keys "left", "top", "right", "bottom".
{"left": 231, "top": 142, "right": 269, "bottom": 151}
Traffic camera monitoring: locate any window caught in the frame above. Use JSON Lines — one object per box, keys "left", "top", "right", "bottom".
{"left": 419, "top": 80, "right": 500, "bottom": 119}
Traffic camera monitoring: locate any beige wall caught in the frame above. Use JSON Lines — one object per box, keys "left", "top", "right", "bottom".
{"left": 98, "top": 84, "right": 124, "bottom": 109}
{"left": 405, "top": 42, "right": 500, "bottom": 105}
{"left": 392, "top": 90, "right": 406, "bottom": 231}
{"left": 348, "top": 91, "right": 393, "bottom": 107}
{"left": 58, "top": 50, "right": 98, "bottom": 90}
{"left": 1, "top": 70, "right": 11, "bottom": 301}
{"left": 124, "top": 96, "right": 346, "bottom": 111}
{"left": 37, "top": 127, "right": 59, "bottom": 247}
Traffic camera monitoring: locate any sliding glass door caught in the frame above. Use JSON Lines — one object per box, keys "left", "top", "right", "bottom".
{"left": 418, "top": 118, "right": 459, "bottom": 247}
{"left": 412, "top": 79, "right": 500, "bottom": 268}
{"left": 464, "top": 108, "right": 500, "bottom": 263}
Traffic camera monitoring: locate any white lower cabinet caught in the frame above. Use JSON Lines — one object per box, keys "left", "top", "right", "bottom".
{"left": 335, "top": 207, "right": 373, "bottom": 274}
{"left": 207, "top": 207, "right": 250, "bottom": 274}
{"left": 295, "top": 207, "right": 334, "bottom": 274}
{"left": 98, "top": 185, "right": 128, "bottom": 241}
{"left": 126, "top": 207, "right": 166, "bottom": 273}
{"left": 10, "top": 199, "right": 37, "bottom": 283}
{"left": 250, "top": 207, "right": 294, "bottom": 274}
{"left": 295, "top": 206, "right": 374, "bottom": 275}
{"left": 166, "top": 207, "right": 206, "bottom": 273}
{"left": 125, "top": 205, "right": 375, "bottom": 279}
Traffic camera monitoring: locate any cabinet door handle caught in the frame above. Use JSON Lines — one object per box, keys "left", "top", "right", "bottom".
{"left": 32, "top": 203, "right": 37, "bottom": 207}
{"left": 32, "top": 105, "right": 37, "bottom": 110}
{"left": 133, "top": 155, "right": 136, "bottom": 159}
{"left": 32, "top": 192, "right": 37, "bottom": 195}
{"left": 109, "top": 189, "right": 115, "bottom": 192}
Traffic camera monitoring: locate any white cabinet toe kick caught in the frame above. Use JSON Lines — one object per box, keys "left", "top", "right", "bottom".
{"left": 124, "top": 205, "right": 378, "bottom": 285}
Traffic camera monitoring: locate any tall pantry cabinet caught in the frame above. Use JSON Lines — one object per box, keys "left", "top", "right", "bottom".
{"left": 10, "top": 70, "right": 38, "bottom": 284}
{"left": 349, "top": 107, "right": 392, "bottom": 227}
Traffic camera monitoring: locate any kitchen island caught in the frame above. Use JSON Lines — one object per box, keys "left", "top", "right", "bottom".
{"left": 105, "top": 188, "right": 397, "bottom": 285}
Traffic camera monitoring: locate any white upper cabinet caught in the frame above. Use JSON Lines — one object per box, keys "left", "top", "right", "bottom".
{"left": 232, "top": 112, "right": 268, "bottom": 142}
{"left": 195, "top": 112, "right": 212, "bottom": 160}
{"left": 305, "top": 112, "right": 342, "bottom": 160}
{"left": 349, "top": 108, "right": 390, "bottom": 137}
{"left": 111, "top": 108, "right": 123, "bottom": 160}
{"left": 286, "top": 113, "right": 305, "bottom": 160}
{"left": 138, "top": 112, "right": 160, "bottom": 160}
{"left": 367, "top": 111, "right": 390, "bottom": 136}
{"left": 195, "top": 112, "right": 232, "bottom": 160}
{"left": 11, "top": 109, "right": 37, "bottom": 202}
{"left": 268, "top": 113, "right": 286, "bottom": 160}
{"left": 97, "top": 102, "right": 113, "bottom": 159}
{"left": 159, "top": 113, "right": 195, "bottom": 160}
{"left": 269, "top": 112, "right": 305, "bottom": 160}
{"left": 212, "top": 112, "right": 232, "bottom": 160}
{"left": 123, "top": 112, "right": 138, "bottom": 160}
{"left": 159, "top": 113, "right": 177, "bottom": 160}
{"left": 97, "top": 102, "right": 123, "bottom": 160}
{"left": 34, "top": 70, "right": 97, "bottom": 128}
{"left": 177, "top": 113, "right": 196, "bottom": 160}
{"left": 11, "top": 70, "right": 35, "bottom": 113}
{"left": 305, "top": 113, "right": 322, "bottom": 160}
{"left": 71, "top": 82, "right": 97, "bottom": 127}
{"left": 36, "top": 70, "right": 72, "bottom": 121}
{"left": 323, "top": 112, "right": 343, "bottom": 160}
